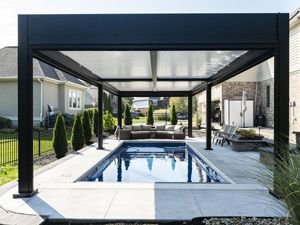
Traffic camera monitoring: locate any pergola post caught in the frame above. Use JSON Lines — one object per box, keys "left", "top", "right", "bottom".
{"left": 118, "top": 95, "right": 122, "bottom": 128}
{"left": 98, "top": 84, "right": 103, "bottom": 149}
{"left": 14, "top": 16, "right": 37, "bottom": 197}
{"left": 205, "top": 83, "right": 213, "bottom": 150}
{"left": 274, "top": 14, "right": 289, "bottom": 193}
{"left": 188, "top": 95, "right": 193, "bottom": 137}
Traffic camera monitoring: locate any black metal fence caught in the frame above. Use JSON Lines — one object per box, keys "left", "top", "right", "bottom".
{"left": 0, "top": 128, "right": 72, "bottom": 166}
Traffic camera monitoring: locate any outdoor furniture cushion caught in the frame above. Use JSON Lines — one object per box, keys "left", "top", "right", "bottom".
{"left": 119, "top": 129, "right": 131, "bottom": 140}
{"left": 165, "top": 125, "right": 175, "bottom": 131}
{"left": 123, "top": 125, "right": 132, "bottom": 130}
{"left": 131, "top": 131, "right": 151, "bottom": 139}
{"left": 156, "top": 131, "right": 174, "bottom": 139}
{"left": 141, "top": 125, "right": 152, "bottom": 131}
{"left": 132, "top": 125, "right": 142, "bottom": 131}
{"left": 174, "top": 125, "right": 184, "bottom": 133}
{"left": 173, "top": 132, "right": 185, "bottom": 139}
{"left": 156, "top": 125, "right": 165, "bottom": 131}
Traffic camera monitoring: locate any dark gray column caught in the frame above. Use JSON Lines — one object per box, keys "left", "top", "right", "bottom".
{"left": 188, "top": 95, "right": 193, "bottom": 137}
{"left": 205, "top": 84, "right": 213, "bottom": 150}
{"left": 118, "top": 95, "right": 122, "bottom": 128}
{"left": 98, "top": 84, "right": 103, "bottom": 149}
{"left": 274, "top": 14, "right": 289, "bottom": 193}
{"left": 15, "top": 16, "right": 36, "bottom": 197}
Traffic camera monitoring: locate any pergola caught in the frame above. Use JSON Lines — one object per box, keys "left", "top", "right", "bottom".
{"left": 17, "top": 13, "right": 289, "bottom": 197}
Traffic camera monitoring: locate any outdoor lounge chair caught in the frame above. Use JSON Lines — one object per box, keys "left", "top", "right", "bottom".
{"left": 213, "top": 125, "right": 238, "bottom": 146}
{"left": 212, "top": 124, "right": 231, "bottom": 144}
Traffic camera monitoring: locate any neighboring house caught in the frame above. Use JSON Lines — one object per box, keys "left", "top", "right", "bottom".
{"left": 197, "top": 7, "right": 300, "bottom": 134}
{"left": 85, "top": 85, "right": 118, "bottom": 115}
{"left": 132, "top": 97, "right": 169, "bottom": 114}
{"left": 0, "top": 46, "right": 87, "bottom": 127}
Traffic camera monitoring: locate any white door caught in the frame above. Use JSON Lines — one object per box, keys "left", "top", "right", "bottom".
{"left": 224, "top": 99, "right": 254, "bottom": 127}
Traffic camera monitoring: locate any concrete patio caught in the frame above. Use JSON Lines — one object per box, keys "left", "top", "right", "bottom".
{"left": 0, "top": 138, "right": 286, "bottom": 223}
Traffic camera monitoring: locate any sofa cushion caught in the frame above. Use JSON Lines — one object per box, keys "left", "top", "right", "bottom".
{"left": 132, "top": 125, "right": 142, "bottom": 131}
{"left": 165, "top": 125, "right": 175, "bottom": 131}
{"left": 141, "top": 125, "right": 152, "bottom": 131}
{"left": 131, "top": 131, "right": 151, "bottom": 139}
{"left": 123, "top": 125, "right": 132, "bottom": 130}
{"left": 156, "top": 131, "right": 174, "bottom": 139}
{"left": 131, "top": 131, "right": 151, "bottom": 134}
{"left": 156, "top": 125, "right": 165, "bottom": 131}
{"left": 174, "top": 125, "right": 184, "bottom": 133}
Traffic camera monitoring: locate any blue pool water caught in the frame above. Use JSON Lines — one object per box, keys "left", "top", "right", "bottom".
{"left": 82, "top": 142, "right": 226, "bottom": 183}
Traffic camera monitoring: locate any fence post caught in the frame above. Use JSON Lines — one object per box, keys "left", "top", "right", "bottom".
{"left": 38, "top": 129, "right": 41, "bottom": 156}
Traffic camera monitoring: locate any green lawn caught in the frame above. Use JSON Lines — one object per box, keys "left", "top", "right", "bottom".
{"left": 0, "top": 129, "right": 72, "bottom": 165}
{"left": 113, "top": 116, "right": 167, "bottom": 125}
{"left": 0, "top": 166, "right": 40, "bottom": 186}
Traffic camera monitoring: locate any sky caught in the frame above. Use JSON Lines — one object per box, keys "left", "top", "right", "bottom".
{"left": 0, "top": 0, "right": 299, "bottom": 48}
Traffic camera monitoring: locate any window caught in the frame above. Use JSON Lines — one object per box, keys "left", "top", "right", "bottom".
{"left": 266, "top": 85, "right": 270, "bottom": 108}
{"left": 69, "top": 90, "right": 82, "bottom": 110}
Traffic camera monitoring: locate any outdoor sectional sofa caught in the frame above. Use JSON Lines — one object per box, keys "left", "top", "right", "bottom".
{"left": 116, "top": 124, "right": 186, "bottom": 140}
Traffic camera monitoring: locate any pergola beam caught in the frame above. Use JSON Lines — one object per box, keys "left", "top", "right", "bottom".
{"left": 188, "top": 95, "right": 193, "bottom": 137}
{"left": 150, "top": 51, "right": 158, "bottom": 92}
{"left": 98, "top": 84, "right": 103, "bottom": 149}
{"left": 120, "top": 91, "right": 191, "bottom": 97}
{"left": 33, "top": 50, "right": 120, "bottom": 95}
{"left": 117, "top": 96, "right": 122, "bottom": 127}
{"left": 205, "top": 83, "right": 213, "bottom": 150}
{"left": 102, "top": 78, "right": 209, "bottom": 82}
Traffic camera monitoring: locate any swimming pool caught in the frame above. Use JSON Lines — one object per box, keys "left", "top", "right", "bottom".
{"left": 81, "top": 142, "right": 226, "bottom": 183}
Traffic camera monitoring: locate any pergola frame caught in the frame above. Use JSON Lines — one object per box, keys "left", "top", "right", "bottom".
{"left": 16, "top": 13, "right": 289, "bottom": 197}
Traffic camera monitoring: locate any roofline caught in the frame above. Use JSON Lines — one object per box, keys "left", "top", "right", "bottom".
{"left": 290, "top": 7, "right": 300, "bottom": 20}
{"left": 0, "top": 76, "right": 86, "bottom": 88}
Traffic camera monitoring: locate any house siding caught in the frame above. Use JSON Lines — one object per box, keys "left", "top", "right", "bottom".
{"left": 0, "top": 80, "right": 41, "bottom": 126}
{"left": 43, "top": 80, "right": 59, "bottom": 116}
{"left": 290, "top": 25, "right": 300, "bottom": 72}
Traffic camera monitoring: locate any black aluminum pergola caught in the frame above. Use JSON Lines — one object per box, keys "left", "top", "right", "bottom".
{"left": 16, "top": 13, "right": 289, "bottom": 197}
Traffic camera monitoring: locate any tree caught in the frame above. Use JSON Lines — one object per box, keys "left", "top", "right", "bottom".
{"left": 146, "top": 102, "right": 154, "bottom": 125}
{"left": 122, "top": 97, "right": 134, "bottom": 111}
{"left": 169, "top": 97, "right": 188, "bottom": 112}
{"left": 92, "top": 108, "right": 99, "bottom": 137}
{"left": 170, "top": 104, "right": 178, "bottom": 125}
{"left": 124, "top": 104, "right": 132, "bottom": 125}
{"left": 103, "top": 92, "right": 112, "bottom": 113}
{"left": 71, "top": 113, "right": 85, "bottom": 150}
{"left": 103, "top": 111, "right": 116, "bottom": 132}
{"left": 52, "top": 112, "right": 68, "bottom": 159}
{"left": 192, "top": 95, "right": 198, "bottom": 113}
{"left": 82, "top": 110, "right": 92, "bottom": 144}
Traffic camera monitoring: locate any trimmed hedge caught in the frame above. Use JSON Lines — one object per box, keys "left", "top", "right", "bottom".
{"left": 170, "top": 104, "right": 178, "bottom": 125}
{"left": 52, "top": 112, "right": 68, "bottom": 159}
{"left": 146, "top": 103, "right": 154, "bottom": 125}
{"left": 92, "top": 108, "right": 99, "bottom": 137}
{"left": 82, "top": 110, "right": 92, "bottom": 144}
{"left": 124, "top": 104, "right": 132, "bottom": 125}
{"left": 71, "top": 113, "right": 85, "bottom": 150}
{"left": 0, "top": 116, "right": 12, "bottom": 129}
{"left": 85, "top": 108, "right": 95, "bottom": 123}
